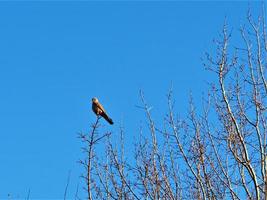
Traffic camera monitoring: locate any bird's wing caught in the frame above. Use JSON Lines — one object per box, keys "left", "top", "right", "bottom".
{"left": 96, "top": 101, "right": 106, "bottom": 113}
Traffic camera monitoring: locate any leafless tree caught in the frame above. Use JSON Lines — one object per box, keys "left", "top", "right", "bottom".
{"left": 78, "top": 117, "right": 111, "bottom": 200}
{"left": 79, "top": 9, "right": 266, "bottom": 200}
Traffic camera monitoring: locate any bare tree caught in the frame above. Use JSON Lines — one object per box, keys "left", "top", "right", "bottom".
{"left": 79, "top": 9, "right": 266, "bottom": 200}
{"left": 78, "top": 117, "right": 111, "bottom": 200}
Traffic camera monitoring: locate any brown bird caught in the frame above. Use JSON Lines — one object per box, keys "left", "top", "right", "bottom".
{"left": 92, "top": 97, "right": 114, "bottom": 125}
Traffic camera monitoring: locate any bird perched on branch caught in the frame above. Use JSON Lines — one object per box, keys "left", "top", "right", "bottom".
{"left": 92, "top": 97, "right": 114, "bottom": 125}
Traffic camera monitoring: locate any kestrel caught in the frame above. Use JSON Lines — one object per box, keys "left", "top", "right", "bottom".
{"left": 92, "top": 97, "right": 114, "bottom": 125}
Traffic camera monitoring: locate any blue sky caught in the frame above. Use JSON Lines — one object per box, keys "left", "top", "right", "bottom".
{"left": 0, "top": 1, "right": 263, "bottom": 199}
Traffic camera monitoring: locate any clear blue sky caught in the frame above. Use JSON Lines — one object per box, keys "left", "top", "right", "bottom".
{"left": 0, "top": 1, "right": 263, "bottom": 199}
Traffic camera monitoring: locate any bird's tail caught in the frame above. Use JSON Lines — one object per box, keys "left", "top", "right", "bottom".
{"left": 101, "top": 112, "right": 114, "bottom": 125}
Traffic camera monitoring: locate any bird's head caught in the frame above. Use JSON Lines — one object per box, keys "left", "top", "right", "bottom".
{"left": 92, "top": 97, "right": 98, "bottom": 103}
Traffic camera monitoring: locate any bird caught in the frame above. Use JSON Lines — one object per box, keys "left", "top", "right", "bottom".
{"left": 92, "top": 97, "right": 114, "bottom": 125}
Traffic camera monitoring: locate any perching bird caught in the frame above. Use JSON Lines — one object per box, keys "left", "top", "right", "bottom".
{"left": 92, "top": 97, "right": 114, "bottom": 125}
